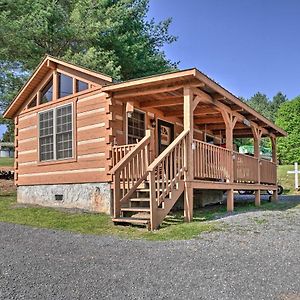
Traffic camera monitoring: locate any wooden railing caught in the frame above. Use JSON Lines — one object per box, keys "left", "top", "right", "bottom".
{"left": 260, "top": 159, "right": 277, "bottom": 184}
{"left": 109, "top": 130, "right": 153, "bottom": 218}
{"left": 112, "top": 144, "right": 136, "bottom": 167}
{"left": 233, "top": 152, "right": 259, "bottom": 183}
{"left": 148, "top": 130, "right": 189, "bottom": 229}
{"left": 193, "top": 140, "right": 232, "bottom": 181}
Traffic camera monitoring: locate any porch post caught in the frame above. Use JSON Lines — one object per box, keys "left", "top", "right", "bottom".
{"left": 271, "top": 136, "right": 278, "bottom": 202}
{"left": 183, "top": 87, "right": 194, "bottom": 222}
{"left": 221, "top": 111, "right": 237, "bottom": 212}
{"left": 252, "top": 127, "right": 262, "bottom": 206}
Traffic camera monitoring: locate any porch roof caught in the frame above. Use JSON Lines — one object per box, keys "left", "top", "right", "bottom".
{"left": 103, "top": 68, "right": 287, "bottom": 138}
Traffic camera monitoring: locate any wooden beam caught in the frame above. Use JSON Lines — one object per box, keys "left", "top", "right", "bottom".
{"left": 165, "top": 106, "right": 218, "bottom": 117}
{"left": 140, "top": 97, "right": 183, "bottom": 108}
{"left": 192, "top": 87, "right": 270, "bottom": 136}
{"left": 194, "top": 116, "right": 224, "bottom": 124}
{"left": 183, "top": 87, "right": 194, "bottom": 222}
{"left": 270, "top": 136, "right": 278, "bottom": 203}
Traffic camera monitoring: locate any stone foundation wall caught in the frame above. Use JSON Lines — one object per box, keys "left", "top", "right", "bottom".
{"left": 17, "top": 183, "right": 112, "bottom": 214}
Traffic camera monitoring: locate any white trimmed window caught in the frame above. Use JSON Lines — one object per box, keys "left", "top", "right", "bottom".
{"left": 39, "top": 104, "right": 73, "bottom": 161}
{"left": 127, "top": 109, "right": 146, "bottom": 144}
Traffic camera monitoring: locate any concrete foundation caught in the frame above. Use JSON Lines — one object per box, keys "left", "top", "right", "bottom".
{"left": 17, "top": 183, "right": 112, "bottom": 214}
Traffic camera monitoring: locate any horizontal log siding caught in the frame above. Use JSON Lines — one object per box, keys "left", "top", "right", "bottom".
{"left": 16, "top": 91, "right": 112, "bottom": 185}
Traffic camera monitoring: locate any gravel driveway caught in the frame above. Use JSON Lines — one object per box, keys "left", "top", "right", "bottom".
{"left": 0, "top": 196, "right": 300, "bottom": 300}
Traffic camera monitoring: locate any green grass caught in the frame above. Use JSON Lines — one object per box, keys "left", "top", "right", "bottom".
{"left": 278, "top": 165, "right": 300, "bottom": 195}
{"left": 0, "top": 192, "right": 299, "bottom": 240}
{"left": 0, "top": 157, "right": 14, "bottom": 167}
{"left": 0, "top": 192, "right": 218, "bottom": 241}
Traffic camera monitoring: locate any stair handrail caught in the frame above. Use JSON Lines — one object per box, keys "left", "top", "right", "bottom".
{"left": 110, "top": 129, "right": 153, "bottom": 218}
{"left": 147, "top": 129, "right": 190, "bottom": 172}
{"left": 147, "top": 129, "right": 190, "bottom": 230}
{"left": 109, "top": 130, "right": 151, "bottom": 175}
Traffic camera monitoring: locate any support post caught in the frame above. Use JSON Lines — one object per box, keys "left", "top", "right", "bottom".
{"left": 252, "top": 127, "right": 262, "bottom": 206}
{"left": 271, "top": 136, "right": 278, "bottom": 202}
{"left": 221, "top": 111, "right": 237, "bottom": 212}
{"left": 183, "top": 87, "right": 194, "bottom": 222}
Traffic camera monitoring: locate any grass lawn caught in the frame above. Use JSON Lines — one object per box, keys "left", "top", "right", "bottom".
{"left": 278, "top": 165, "right": 300, "bottom": 195}
{"left": 0, "top": 191, "right": 298, "bottom": 241}
{"left": 0, "top": 157, "right": 14, "bottom": 167}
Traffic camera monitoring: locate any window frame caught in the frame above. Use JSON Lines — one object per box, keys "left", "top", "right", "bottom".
{"left": 38, "top": 102, "right": 74, "bottom": 163}
{"left": 126, "top": 108, "right": 146, "bottom": 145}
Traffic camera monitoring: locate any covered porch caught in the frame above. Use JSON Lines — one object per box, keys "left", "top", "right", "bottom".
{"left": 105, "top": 69, "right": 286, "bottom": 230}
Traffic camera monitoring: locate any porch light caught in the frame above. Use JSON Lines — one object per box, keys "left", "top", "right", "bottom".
{"left": 150, "top": 118, "right": 156, "bottom": 128}
{"left": 243, "top": 118, "right": 251, "bottom": 127}
{"left": 192, "top": 142, "right": 196, "bottom": 150}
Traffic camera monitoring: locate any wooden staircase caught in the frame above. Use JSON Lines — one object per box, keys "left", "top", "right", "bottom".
{"left": 110, "top": 129, "right": 189, "bottom": 230}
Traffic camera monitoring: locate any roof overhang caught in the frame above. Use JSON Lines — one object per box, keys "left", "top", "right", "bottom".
{"left": 103, "top": 68, "right": 287, "bottom": 138}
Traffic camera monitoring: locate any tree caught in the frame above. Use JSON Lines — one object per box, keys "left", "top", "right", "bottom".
{"left": 271, "top": 92, "right": 288, "bottom": 121}
{"left": 246, "top": 92, "right": 273, "bottom": 121}
{"left": 0, "top": 0, "right": 177, "bottom": 80}
{"left": 0, "top": 0, "right": 177, "bottom": 140}
{"left": 276, "top": 96, "right": 300, "bottom": 164}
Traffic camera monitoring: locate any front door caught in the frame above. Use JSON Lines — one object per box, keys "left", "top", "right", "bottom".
{"left": 157, "top": 119, "right": 175, "bottom": 154}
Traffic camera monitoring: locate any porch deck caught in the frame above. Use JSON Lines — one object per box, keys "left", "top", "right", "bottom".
{"left": 105, "top": 70, "right": 285, "bottom": 230}
{"left": 110, "top": 131, "right": 277, "bottom": 230}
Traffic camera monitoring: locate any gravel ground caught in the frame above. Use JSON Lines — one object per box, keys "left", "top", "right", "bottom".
{"left": 0, "top": 196, "right": 300, "bottom": 300}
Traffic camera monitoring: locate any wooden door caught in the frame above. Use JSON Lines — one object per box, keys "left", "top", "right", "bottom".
{"left": 157, "top": 119, "right": 174, "bottom": 154}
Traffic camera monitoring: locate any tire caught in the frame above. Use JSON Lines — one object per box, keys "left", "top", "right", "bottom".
{"left": 267, "top": 185, "right": 283, "bottom": 195}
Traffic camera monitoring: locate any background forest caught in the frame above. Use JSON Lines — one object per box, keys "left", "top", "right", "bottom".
{"left": 0, "top": 0, "right": 298, "bottom": 164}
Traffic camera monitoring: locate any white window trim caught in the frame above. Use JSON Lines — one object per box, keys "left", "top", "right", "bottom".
{"left": 38, "top": 102, "right": 74, "bottom": 162}
{"left": 126, "top": 108, "right": 146, "bottom": 144}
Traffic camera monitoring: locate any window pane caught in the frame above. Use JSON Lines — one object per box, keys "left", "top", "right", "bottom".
{"left": 41, "top": 78, "right": 53, "bottom": 104}
{"left": 28, "top": 96, "right": 37, "bottom": 108}
{"left": 39, "top": 110, "right": 54, "bottom": 161}
{"left": 77, "top": 80, "right": 88, "bottom": 92}
{"left": 127, "top": 110, "right": 145, "bottom": 144}
{"left": 59, "top": 73, "right": 73, "bottom": 98}
{"left": 56, "top": 104, "right": 73, "bottom": 160}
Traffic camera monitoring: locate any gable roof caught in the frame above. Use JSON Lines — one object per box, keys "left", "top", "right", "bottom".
{"left": 3, "top": 55, "right": 112, "bottom": 118}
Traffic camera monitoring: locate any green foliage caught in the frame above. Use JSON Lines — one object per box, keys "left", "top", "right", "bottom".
{"left": 0, "top": 157, "right": 14, "bottom": 167}
{"left": 0, "top": 0, "right": 177, "bottom": 80}
{"left": 236, "top": 92, "right": 288, "bottom": 151}
{"left": 0, "top": 0, "right": 178, "bottom": 140}
{"left": 276, "top": 97, "right": 300, "bottom": 164}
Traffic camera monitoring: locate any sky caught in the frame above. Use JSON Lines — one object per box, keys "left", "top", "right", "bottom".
{"left": 148, "top": 0, "right": 300, "bottom": 100}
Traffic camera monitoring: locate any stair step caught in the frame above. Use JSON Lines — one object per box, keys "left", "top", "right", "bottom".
{"left": 112, "top": 217, "right": 149, "bottom": 225}
{"left": 130, "top": 198, "right": 150, "bottom": 202}
{"left": 121, "top": 207, "right": 150, "bottom": 212}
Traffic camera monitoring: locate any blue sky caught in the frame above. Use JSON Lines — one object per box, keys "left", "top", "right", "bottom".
{"left": 148, "top": 0, "right": 300, "bottom": 100}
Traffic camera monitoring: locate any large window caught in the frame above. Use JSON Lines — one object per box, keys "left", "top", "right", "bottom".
{"left": 127, "top": 109, "right": 146, "bottom": 144}
{"left": 58, "top": 73, "right": 73, "bottom": 98}
{"left": 39, "top": 104, "right": 73, "bottom": 161}
{"left": 40, "top": 77, "right": 53, "bottom": 104}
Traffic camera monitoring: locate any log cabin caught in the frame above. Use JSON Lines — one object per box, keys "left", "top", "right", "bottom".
{"left": 3, "top": 55, "right": 287, "bottom": 230}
